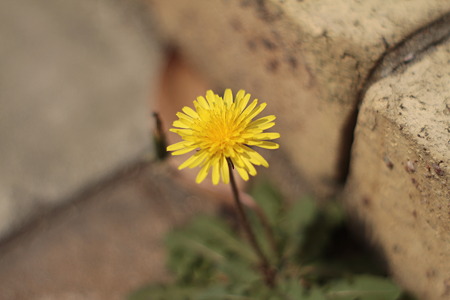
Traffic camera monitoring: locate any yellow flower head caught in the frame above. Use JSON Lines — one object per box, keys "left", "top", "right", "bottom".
{"left": 167, "top": 89, "right": 280, "bottom": 185}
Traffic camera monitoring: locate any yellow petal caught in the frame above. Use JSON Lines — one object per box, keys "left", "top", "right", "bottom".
{"left": 254, "top": 122, "right": 275, "bottom": 131}
{"left": 246, "top": 102, "right": 267, "bottom": 122}
{"left": 224, "top": 89, "right": 233, "bottom": 106}
{"left": 220, "top": 156, "right": 230, "bottom": 184}
{"left": 173, "top": 120, "right": 191, "bottom": 128}
{"left": 179, "top": 150, "right": 206, "bottom": 169}
{"left": 169, "top": 128, "right": 193, "bottom": 136}
{"left": 231, "top": 154, "right": 245, "bottom": 168}
{"left": 235, "top": 89, "right": 245, "bottom": 101}
{"left": 181, "top": 106, "right": 198, "bottom": 119}
{"left": 242, "top": 157, "right": 257, "bottom": 176}
{"left": 243, "top": 146, "right": 269, "bottom": 167}
{"left": 224, "top": 146, "right": 234, "bottom": 158}
{"left": 233, "top": 145, "right": 245, "bottom": 153}
{"left": 248, "top": 115, "right": 276, "bottom": 129}
{"left": 235, "top": 166, "right": 249, "bottom": 181}
{"left": 167, "top": 141, "right": 193, "bottom": 151}
{"left": 212, "top": 160, "right": 220, "bottom": 185}
{"left": 196, "top": 161, "right": 211, "bottom": 183}
{"left": 252, "top": 132, "right": 281, "bottom": 140}
{"left": 206, "top": 90, "right": 216, "bottom": 106}
{"left": 176, "top": 111, "right": 192, "bottom": 120}
{"left": 236, "top": 99, "right": 258, "bottom": 125}
{"left": 171, "top": 146, "right": 198, "bottom": 155}
{"left": 196, "top": 96, "right": 209, "bottom": 109}
{"left": 256, "top": 141, "right": 280, "bottom": 150}
{"left": 236, "top": 93, "right": 251, "bottom": 114}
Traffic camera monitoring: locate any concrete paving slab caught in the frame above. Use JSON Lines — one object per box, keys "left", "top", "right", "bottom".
{"left": 0, "top": 0, "right": 162, "bottom": 239}
{"left": 0, "top": 161, "right": 217, "bottom": 300}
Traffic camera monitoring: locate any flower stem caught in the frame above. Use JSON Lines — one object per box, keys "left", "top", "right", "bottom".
{"left": 227, "top": 158, "right": 276, "bottom": 287}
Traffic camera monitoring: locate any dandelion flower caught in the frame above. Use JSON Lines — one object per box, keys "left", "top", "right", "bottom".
{"left": 167, "top": 89, "right": 280, "bottom": 185}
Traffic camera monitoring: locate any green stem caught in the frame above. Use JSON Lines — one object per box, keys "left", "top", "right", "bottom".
{"left": 227, "top": 158, "right": 276, "bottom": 287}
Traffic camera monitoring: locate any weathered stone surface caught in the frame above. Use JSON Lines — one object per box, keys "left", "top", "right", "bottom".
{"left": 0, "top": 162, "right": 217, "bottom": 300}
{"left": 146, "top": 0, "right": 450, "bottom": 197}
{"left": 344, "top": 41, "right": 450, "bottom": 300}
{"left": 0, "top": 0, "right": 161, "bottom": 239}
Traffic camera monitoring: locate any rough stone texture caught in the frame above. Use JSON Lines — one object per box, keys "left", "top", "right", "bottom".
{"left": 344, "top": 41, "right": 450, "bottom": 300}
{"left": 0, "top": 162, "right": 217, "bottom": 300}
{"left": 145, "top": 0, "right": 450, "bottom": 197}
{"left": 0, "top": 0, "right": 161, "bottom": 239}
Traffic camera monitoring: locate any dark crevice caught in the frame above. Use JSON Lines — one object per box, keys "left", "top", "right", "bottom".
{"left": 337, "top": 11, "right": 450, "bottom": 184}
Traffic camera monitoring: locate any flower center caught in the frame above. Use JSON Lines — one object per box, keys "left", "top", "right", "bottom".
{"left": 203, "top": 114, "right": 241, "bottom": 155}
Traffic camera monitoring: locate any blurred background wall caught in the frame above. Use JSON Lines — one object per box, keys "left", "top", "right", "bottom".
{"left": 0, "top": 0, "right": 449, "bottom": 299}
{"left": 0, "top": 0, "right": 161, "bottom": 239}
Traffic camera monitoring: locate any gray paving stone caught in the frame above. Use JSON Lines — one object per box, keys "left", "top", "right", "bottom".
{"left": 0, "top": 162, "right": 217, "bottom": 300}
{"left": 0, "top": 0, "right": 162, "bottom": 239}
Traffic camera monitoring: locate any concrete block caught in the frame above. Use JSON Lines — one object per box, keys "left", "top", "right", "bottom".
{"left": 145, "top": 0, "right": 450, "bottom": 196}
{"left": 0, "top": 162, "right": 217, "bottom": 300}
{"left": 0, "top": 0, "right": 161, "bottom": 239}
{"left": 344, "top": 41, "right": 450, "bottom": 300}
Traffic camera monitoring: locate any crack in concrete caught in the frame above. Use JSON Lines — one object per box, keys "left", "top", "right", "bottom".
{"left": 367, "top": 13, "right": 450, "bottom": 88}
{"left": 0, "top": 159, "right": 148, "bottom": 248}
{"left": 338, "top": 11, "right": 450, "bottom": 184}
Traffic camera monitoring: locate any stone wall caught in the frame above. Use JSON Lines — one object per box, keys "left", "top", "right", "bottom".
{"left": 144, "top": 1, "right": 450, "bottom": 299}
{"left": 147, "top": 0, "right": 449, "bottom": 198}
{"left": 345, "top": 40, "right": 450, "bottom": 300}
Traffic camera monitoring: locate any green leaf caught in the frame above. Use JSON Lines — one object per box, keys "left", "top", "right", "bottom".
{"left": 128, "top": 284, "right": 201, "bottom": 300}
{"left": 178, "top": 216, "right": 256, "bottom": 261}
{"left": 277, "top": 277, "right": 308, "bottom": 300}
{"left": 166, "top": 215, "right": 259, "bottom": 285}
{"left": 326, "top": 275, "right": 402, "bottom": 300}
{"left": 197, "top": 284, "right": 256, "bottom": 300}
{"left": 249, "top": 179, "right": 284, "bottom": 225}
{"left": 279, "top": 196, "right": 319, "bottom": 261}
{"left": 129, "top": 178, "right": 411, "bottom": 300}
{"left": 304, "top": 287, "right": 328, "bottom": 300}
{"left": 281, "top": 196, "right": 318, "bottom": 237}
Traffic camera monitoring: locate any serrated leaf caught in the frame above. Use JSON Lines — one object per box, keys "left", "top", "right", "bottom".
{"left": 183, "top": 216, "right": 256, "bottom": 262}
{"left": 166, "top": 215, "right": 260, "bottom": 285}
{"left": 129, "top": 179, "right": 411, "bottom": 300}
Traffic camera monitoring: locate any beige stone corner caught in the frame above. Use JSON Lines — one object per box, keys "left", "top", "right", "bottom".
{"left": 145, "top": 0, "right": 450, "bottom": 196}
{"left": 344, "top": 41, "right": 450, "bottom": 300}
